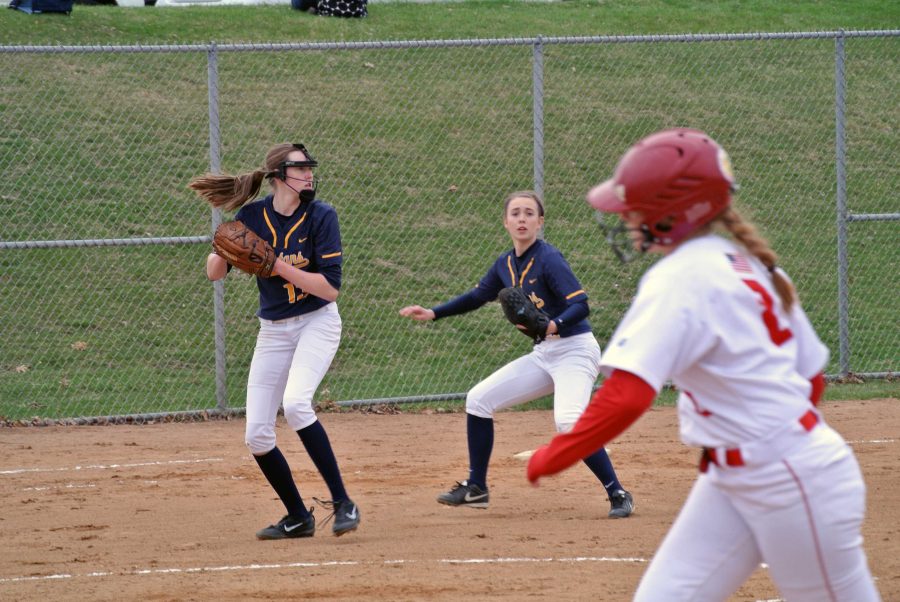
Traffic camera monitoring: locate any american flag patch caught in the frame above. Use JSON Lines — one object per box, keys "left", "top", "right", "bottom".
{"left": 726, "top": 253, "right": 753, "bottom": 273}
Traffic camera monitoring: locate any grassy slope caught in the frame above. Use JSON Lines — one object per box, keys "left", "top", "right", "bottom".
{"left": 355, "top": 378, "right": 899, "bottom": 414}
{"left": 1, "top": 1, "right": 897, "bottom": 418}
{"left": 1, "top": 0, "right": 897, "bottom": 45}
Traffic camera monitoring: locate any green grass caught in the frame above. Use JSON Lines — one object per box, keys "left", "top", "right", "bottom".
{"left": 0, "top": 0, "right": 896, "bottom": 45}
{"left": 1, "top": 1, "right": 897, "bottom": 420}
{"left": 334, "top": 378, "right": 900, "bottom": 415}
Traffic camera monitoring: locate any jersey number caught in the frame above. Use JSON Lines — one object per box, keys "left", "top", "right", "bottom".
{"left": 283, "top": 283, "right": 308, "bottom": 304}
{"left": 742, "top": 279, "right": 793, "bottom": 346}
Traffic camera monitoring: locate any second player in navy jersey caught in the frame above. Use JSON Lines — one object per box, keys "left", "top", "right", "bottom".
{"left": 400, "top": 190, "right": 634, "bottom": 518}
{"left": 190, "top": 143, "right": 360, "bottom": 540}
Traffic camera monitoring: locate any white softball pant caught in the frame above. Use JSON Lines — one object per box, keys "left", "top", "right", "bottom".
{"left": 634, "top": 422, "right": 881, "bottom": 602}
{"left": 244, "top": 303, "right": 342, "bottom": 455}
{"left": 466, "top": 332, "right": 602, "bottom": 432}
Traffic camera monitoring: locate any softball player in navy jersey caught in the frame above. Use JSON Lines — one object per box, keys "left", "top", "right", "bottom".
{"left": 190, "top": 143, "right": 360, "bottom": 539}
{"left": 528, "top": 129, "right": 880, "bottom": 601}
{"left": 400, "top": 190, "right": 634, "bottom": 518}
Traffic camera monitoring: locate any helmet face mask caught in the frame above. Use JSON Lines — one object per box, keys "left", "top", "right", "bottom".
{"left": 594, "top": 210, "right": 653, "bottom": 264}
{"left": 588, "top": 128, "right": 735, "bottom": 261}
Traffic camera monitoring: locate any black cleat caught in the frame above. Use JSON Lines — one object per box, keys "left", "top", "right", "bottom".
{"left": 437, "top": 480, "right": 489, "bottom": 509}
{"left": 314, "top": 498, "right": 361, "bottom": 536}
{"left": 256, "top": 512, "right": 316, "bottom": 540}
{"left": 608, "top": 489, "right": 634, "bottom": 518}
{"left": 331, "top": 499, "right": 361, "bottom": 536}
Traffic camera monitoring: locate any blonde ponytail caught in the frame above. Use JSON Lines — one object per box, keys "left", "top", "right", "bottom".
{"left": 188, "top": 143, "right": 300, "bottom": 211}
{"left": 188, "top": 169, "right": 269, "bottom": 212}
{"left": 716, "top": 208, "right": 796, "bottom": 312}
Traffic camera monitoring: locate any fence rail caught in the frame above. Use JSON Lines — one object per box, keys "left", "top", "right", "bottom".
{"left": 2, "top": 29, "right": 899, "bottom": 53}
{"left": 1, "top": 30, "right": 897, "bottom": 420}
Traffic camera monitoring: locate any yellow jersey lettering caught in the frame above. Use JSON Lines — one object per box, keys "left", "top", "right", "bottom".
{"left": 279, "top": 251, "right": 309, "bottom": 269}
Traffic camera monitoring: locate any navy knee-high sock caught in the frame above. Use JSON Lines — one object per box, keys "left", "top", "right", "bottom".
{"left": 466, "top": 413, "right": 494, "bottom": 489}
{"left": 253, "top": 446, "right": 310, "bottom": 519}
{"left": 297, "top": 420, "right": 348, "bottom": 503}
{"left": 582, "top": 447, "right": 623, "bottom": 495}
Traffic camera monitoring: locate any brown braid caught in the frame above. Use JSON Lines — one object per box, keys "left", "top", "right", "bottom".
{"left": 715, "top": 208, "right": 796, "bottom": 312}
{"left": 188, "top": 143, "right": 298, "bottom": 211}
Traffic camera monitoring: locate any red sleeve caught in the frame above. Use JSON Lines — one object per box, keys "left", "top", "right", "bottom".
{"left": 527, "top": 370, "right": 655, "bottom": 483}
{"left": 809, "top": 372, "right": 825, "bottom": 407}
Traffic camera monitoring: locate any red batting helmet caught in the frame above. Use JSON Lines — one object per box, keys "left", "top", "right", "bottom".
{"left": 587, "top": 128, "right": 735, "bottom": 252}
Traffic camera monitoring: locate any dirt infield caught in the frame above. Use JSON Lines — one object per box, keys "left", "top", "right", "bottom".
{"left": 1, "top": 398, "right": 897, "bottom": 601}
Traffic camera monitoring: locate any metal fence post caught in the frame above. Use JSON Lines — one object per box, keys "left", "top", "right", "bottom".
{"left": 533, "top": 35, "right": 545, "bottom": 204}
{"left": 834, "top": 30, "right": 850, "bottom": 378}
{"left": 207, "top": 41, "right": 228, "bottom": 409}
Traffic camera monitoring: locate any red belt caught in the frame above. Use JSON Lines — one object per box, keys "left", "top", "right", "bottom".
{"left": 699, "top": 409, "right": 819, "bottom": 472}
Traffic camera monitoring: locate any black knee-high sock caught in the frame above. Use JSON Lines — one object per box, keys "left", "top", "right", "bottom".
{"left": 297, "top": 420, "right": 348, "bottom": 503}
{"left": 253, "top": 446, "right": 310, "bottom": 519}
{"left": 466, "top": 413, "right": 493, "bottom": 489}
{"left": 582, "top": 447, "right": 623, "bottom": 495}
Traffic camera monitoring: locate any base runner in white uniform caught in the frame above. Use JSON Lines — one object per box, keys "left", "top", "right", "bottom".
{"left": 527, "top": 129, "right": 881, "bottom": 601}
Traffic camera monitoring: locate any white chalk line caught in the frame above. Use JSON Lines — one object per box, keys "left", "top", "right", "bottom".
{"left": 2, "top": 438, "right": 891, "bottom": 478}
{"left": 19, "top": 475, "right": 245, "bottom": 493}
{"left": 21, "top": 483, "right": 97, "bottom": 492}
{"left": 0, "top": 556, "right": 647, "bottom": 584}
{"left": 0, "top": 458, "right": 224, "bottom": 476}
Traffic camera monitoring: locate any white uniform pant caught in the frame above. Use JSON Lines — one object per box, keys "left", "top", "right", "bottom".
{"left": 634, "top": 422, "right": 881, "bottom": 602}
{"left": 466, "top": 332, "right": 602, "bottom": 432}
{"left": 244, "top": 303, "right": 342, "bottom": 455}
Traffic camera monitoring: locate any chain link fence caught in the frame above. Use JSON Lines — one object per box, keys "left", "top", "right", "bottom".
{"left": 1, "top": 31, "right": 897, "bottom": 421}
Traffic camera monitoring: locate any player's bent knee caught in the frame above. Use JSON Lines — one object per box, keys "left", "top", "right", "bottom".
{"left": 283, "top": 400, "right": 318, "bottom": 431}
{"left": 245, "top": 424, "right": 276, "bottom": 455}
{"left": 554, "top": 414, "right": 580, "bottom": 433}
{"left": 465, "top": 395, "right": 493, "bottom": 419}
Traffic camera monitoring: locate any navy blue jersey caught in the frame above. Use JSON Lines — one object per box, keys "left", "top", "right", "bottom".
{"left": 433, "top": 239, "right": 592, "bottom": 338}
{"left": 234, "top": 195, "right": 342, "bottom": 320}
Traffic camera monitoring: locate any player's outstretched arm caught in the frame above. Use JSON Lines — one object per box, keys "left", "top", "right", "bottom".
{"left": 399, "top": 305, "right": 436, "bottom": 321}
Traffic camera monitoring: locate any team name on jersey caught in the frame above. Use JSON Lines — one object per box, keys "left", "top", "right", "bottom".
{"left": 280, "top": 251, "right": 310, "bottom": 268}
{"left": 529, "top": 291, "right": 545, "bottom": 309}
